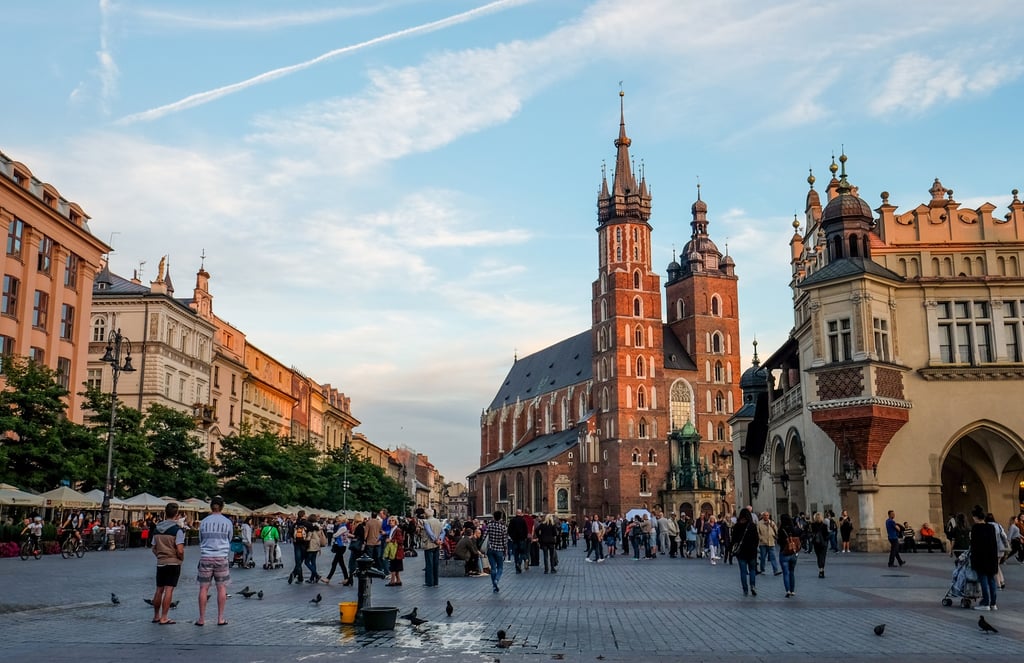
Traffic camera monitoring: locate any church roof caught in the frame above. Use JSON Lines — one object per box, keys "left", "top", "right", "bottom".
{"left": 663, "top": 326, "right": 697, "bottom": 371}
{"left": 96, "top": 270, "right": 152, "bottom": 295}
{"left": 798, "top": 257, "right": 904, "bottom": 288}
{"left": 475, "top": 426, "right": 580, "bottom": 473}
{"left": 487, "top": 331, "right": 593, "bottom": 411}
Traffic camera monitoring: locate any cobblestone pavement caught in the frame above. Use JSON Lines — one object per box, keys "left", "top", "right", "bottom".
{"left": 1, "top": 544, "right": 1021, "bottom": 662}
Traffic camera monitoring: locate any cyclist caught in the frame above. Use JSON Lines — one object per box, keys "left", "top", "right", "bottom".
{"left": 61, "top": 510, "right": 84, "bottom": 546}
{"left": 21, "top": 515, "right": 43, "bottom": 555}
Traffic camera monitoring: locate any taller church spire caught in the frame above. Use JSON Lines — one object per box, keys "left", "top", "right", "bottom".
{"left": 597, "top": 90, "right": 651, "bottom": 225}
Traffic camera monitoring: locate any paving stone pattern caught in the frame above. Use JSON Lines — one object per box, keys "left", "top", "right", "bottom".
{"left": 1, "top": 545, "right": 1021, "bottom": 662}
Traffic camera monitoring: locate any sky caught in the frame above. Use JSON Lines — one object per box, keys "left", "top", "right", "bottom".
{"left": 4, "top": 0, "right": 1023, "bottom": 484}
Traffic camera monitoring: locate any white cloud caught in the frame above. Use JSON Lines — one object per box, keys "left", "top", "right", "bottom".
{"left": 130, "top": 2, "right": 406, "bottom": 31}
{"left": 870, "top": 53, "right": 1024, "bottom": 116}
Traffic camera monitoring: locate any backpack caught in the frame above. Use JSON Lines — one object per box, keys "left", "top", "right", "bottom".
{"left": 294, "top": 524, "right": 307, "bottom": 541}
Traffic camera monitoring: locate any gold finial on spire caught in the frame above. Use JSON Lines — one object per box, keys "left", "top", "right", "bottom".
{"left": 792, "top": 213, "right": 800, "bottom": 229}
{"left": 752, "top": 338, "right": 760, "bottom": 366}
{"left": 807, "top": 168, "right": 815, "bottom": 188}
{"left": 829, "top": 153, "right": 838, "bottom": 176}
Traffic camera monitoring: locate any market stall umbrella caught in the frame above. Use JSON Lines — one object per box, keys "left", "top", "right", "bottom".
{"left": 223, "top": 501, "right": 253, "bottom": 517}
{"left": 0, "top": 487, "right": 44, "bottom": 507}
{"left": 624, "top": 508, "right": 653, "bottom": 522}
{"left": 40, "top": 486, "right": 98, "bottom": 509}
{"left": 123, "top": 493, "right": 169, "bottom": 510}
{"left": 82, "top": 489, "right": 127, "bottom": 508}
{"left": 178, "top": 497, "right": 211, "bottom": 512}
{"left": 255, "top": 502, "right": 290, "bottom": 515}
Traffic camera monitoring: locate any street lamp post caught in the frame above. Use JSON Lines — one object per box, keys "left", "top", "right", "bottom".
{"left": 342, "top": 440, "right": 351, "bottom": 510}
{"left": 100, "top": 329, "right": 135, "bottom": 533}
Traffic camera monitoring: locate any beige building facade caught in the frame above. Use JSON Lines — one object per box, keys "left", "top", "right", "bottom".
{"left": 741, "top": 155, "right": 1024, "bottom": 551}
{"left": 90, "top": 261, "right": 216, "bottom": 437}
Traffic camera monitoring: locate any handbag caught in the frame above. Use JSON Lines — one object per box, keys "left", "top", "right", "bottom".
{"left": 383, "top": 540, "right": 398, "bottom": 560}
{"left": 781, "top": 534, "right": 801, "bottom": 556}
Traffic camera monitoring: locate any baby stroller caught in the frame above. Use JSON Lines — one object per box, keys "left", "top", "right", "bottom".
{"left": 229, "top": 536, "right": 255, "bottom": 569}
{"left": 941, "top": 550, "right": 981, "bottom": 608}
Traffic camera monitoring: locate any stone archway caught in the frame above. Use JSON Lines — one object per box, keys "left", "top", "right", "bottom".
{"left": 784, "top": 431, "right": 806, "bottom": 518}
{"left": 939, "top": 423, "right": 1024, "bottom": 523}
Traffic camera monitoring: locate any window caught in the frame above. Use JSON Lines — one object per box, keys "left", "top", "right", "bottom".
{"left": 937, "top": 301, "right": 992, "bottom": 364}
{"left": 827, "top": 318, "right": 852, "bottom": 362}
{"left": 214, "top": 366, "right": 220, "bottom": 388}
{"left": 872, "top": 317, "right": 890, "bottom": 361}
{"left": 231, "top": 374, "right": 237, "bottom": 395}
{"left": 1004, "top": 300, "right": 1022, "bottom": 362}
{"left": 631, "top": 448, "right": 641, "bottom": 464}
{"left": 229, "top": 404, "right": 235, "bottom": 426}
{"left": 2, "top": 276, "right": 19, "bottom": 316}
{"left": 717, "top": 423, "right": 725, "bottom": 441}
{"left": 633, "top": 270, "right": 641, "bottom": 289}
{"left": 32, "top": 290, "right": 49, "bottom": 329}
{"left": 615, "top": 228, "right": 622, "bottom": 261}
{"left": 711, "top": 295, "right": 721, "bottom": 316}
{"left": 87, "top": 368, "right": 102, "bottom": 390}
{"left": 56, "top": 357, "right": 71, "bottom": 390}
{"left": 715, "top": 391, "right": 725, "bottom": 413}
{"left": 60, "top": 304, "right": 74, "bottom": 340}
{"left": 639, "top": 472, "right": 649, "bottom": 494}
{"left": 92, "top": 317, "right": 106, "bottom": 342}
{"left": 635, "top": 326, "right": 643, "bottom": 347}
{"left": 28, "top": 347, "right": 44, "bottom": 363}
{"left": 648, "top": 449, "right": 657, "bottom": 464}
{"left": 6, "top": 218, "right": 24, "bottom": 257}
{"left": 636, "top": 356, "right": 645, "bottom": 377}
{"left": 164, "top": 373, "right": 172, "bottom": 397}
{"left": 179, "top": 378, "right": 187, "bottom": 402}
{"left": 37, "top": 235, "right": 53, "bottom": 274}
{"left": 633, "top": 298, "right": 641, "bottom": 317}
{"left": 714, "top": 360, "right": 723, "bottom": 382}
{"left": 711, "top": 332, "right": 723, "bottom": 353}
{"left": 670, "top": 381, "right": 692, "bottom": 430}
{"left": 64, "top": 253, "right": 79, "bottom": 289}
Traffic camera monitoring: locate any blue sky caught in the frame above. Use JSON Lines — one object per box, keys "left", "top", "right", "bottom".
{"left": 5, "top": 0, "right": 1022, "bottom": 484}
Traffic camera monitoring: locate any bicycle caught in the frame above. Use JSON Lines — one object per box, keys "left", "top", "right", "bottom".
{"left": 60, "top": 532, "right": 85, "bottom": 559}
{"left": 20, "top": 537, "right": 42, "bottom": 561}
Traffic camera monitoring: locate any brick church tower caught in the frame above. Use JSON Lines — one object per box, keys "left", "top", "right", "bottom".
{"left": 587, "top": 91, "right": 669, "bottom": 515}
{"left": 665, "top": 186, "right": 741, "bottom": 449}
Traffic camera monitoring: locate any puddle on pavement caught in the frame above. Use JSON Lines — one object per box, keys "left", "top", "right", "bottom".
{"left": 301, "top": 618, "right": 534, "bottom": 651}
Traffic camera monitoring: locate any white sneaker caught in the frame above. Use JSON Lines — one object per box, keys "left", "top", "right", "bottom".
{"left": 974, "top": 605, "right": 990, "bottom": 610}
{"left": 597, "top": 558, "right": 605, "bottom": 563}
{"left": 990, "top": 605, "right": 997, "bottom": 611}
{"left": 711, "top": 560, "right": 716, "bottom": 565}
{"left": 585, "top": 558, "right": 593, "bottom": 563}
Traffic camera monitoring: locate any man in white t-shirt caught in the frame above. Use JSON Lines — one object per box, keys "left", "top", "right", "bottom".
{"left": 196, "top": 496, "right": 233, "bottom": 626}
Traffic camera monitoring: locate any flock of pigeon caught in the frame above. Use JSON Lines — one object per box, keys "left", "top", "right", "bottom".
{"left": 112, "top": 592, "right": 1001, "bottom": 641}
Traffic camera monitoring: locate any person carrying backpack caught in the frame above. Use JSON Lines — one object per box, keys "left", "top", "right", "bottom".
{"left": 288, "top": 510, "right": 310, "bottom": 584}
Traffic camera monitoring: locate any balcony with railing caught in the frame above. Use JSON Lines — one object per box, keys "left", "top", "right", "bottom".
{"left": 768, "top": 384, "right": 802, "bottom": 422}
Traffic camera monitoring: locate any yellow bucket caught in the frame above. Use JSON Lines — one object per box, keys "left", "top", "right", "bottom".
{"left": 339, "top": 602, "right": 358, "bottom": 625}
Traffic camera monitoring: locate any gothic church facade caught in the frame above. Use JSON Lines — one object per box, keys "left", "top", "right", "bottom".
{"left": 469, "top": 95, "right": 741, "bottom": 522}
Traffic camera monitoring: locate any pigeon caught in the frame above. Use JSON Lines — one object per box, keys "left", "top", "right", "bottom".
{"left": 257, "top": 591, "right": 264, "bottom": 600}
{"left": 400, "top": 607, "right": 418, "bottom": 621}
{"left": 238, "top": 589, "right": 257, "bottom": 599}
{"left": 111, "top": 593, "right": 120, "bottom": 605}
{"left": 143, "top": 598, "right": 154, "bottom": 607}
{"left": 409, "top": 615, "right": 428, "bottom": 626}
{"left": 445, "top": 600, "right": 454, "bottom": 617}
{"left": 310, "top": 593, "right": 322, "bottom": 605}
{"left": 497, "top": 639, "right": 513, "bottom": 648}
{"left": 978, "top": 615, "right": 998, "bottom": 634}
{"left": 873, "top": 624, "right": 885, "bottom": 636}
{"left": 239, "top": 585, "right": 250, "bottom": 595}
{"left": 496, "top": 628, "right": 507, "bottom": 641}
{"left": 169, "top": 600, "right": 179, "bottom": 609}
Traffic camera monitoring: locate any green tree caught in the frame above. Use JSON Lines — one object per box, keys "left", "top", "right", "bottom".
{"left": 215, "top": 424, "right": 294, "bottom": 507}
{"left": 79, "top": 385, "right": 152, "bottom": 496}
{"left": 144, "top": 403, "right": 216, "bottom": 499}
{"left": 319, "top": 446, "right": 411, "bottom": 514}
{"left": 0, "top": 355, "right": 92, "bottom": 491}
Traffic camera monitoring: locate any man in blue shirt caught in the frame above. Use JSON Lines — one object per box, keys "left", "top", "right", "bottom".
{"left": 885, "top": 509, "right": 906, "bottom": 568}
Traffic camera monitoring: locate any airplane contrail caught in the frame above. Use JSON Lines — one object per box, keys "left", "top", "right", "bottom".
{"left": 116, "top": 0, "right": 535, "bottom": 125}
